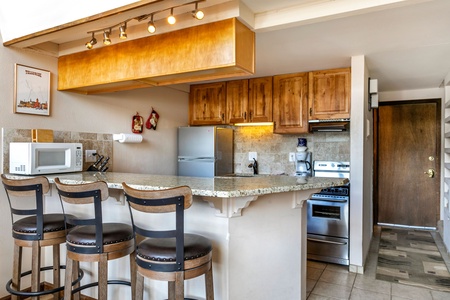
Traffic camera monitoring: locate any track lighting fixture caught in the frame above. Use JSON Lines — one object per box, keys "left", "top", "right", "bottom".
{"left": 85, "top": 33, "right": 97, "bottom": 49}
{"left": 167, "top": 8, "right": 176, "bottom": 25}
{"left": 192, "top": 2, "right": 204, "bottom": 20}
{"left": 84, "top": 0, "right": 205, "bottom": 49}
{"left": 103, "top": 30, "right": 111, "bottom": 45}
{"left": 147, "top": 14, "right": 156, "bottom": 34}
{"left": 119, "top": 23, "right": 127, "bottom": 40}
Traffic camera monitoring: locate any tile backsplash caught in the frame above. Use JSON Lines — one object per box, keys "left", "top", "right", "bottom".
{"left": 233, "top": 126, "right": 350, "bottom": 175}
{"left": 2, "top": 128, "right": 113, "bottom": 173}
{"left": 2, "top": 126, "right": 350, "bottom": 176}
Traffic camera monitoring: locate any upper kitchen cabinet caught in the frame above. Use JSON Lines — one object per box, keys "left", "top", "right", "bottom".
{"left": 189, "top": 82, "right": 227, "bottom": 125}
{"left": 308, "top": 68, "right": 351, "bottom": 120}
{"left": 226, "top": 80, "right": 249, "bottom": 124}
{"left": 273, "top": 72, "right": 309, "bottom": 134}
{"left": 58, "top": 18, "right": 255, "bottom": 94}
{"left": 226, "top": 77, "right": 272, "bottom": 124}
{"left": 248, "top": 77, "right": 273, "bottom": 123}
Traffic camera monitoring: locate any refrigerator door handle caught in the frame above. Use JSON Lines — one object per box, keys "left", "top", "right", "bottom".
{"left": 178, "top": 157, "right": 215, "bottom": 162}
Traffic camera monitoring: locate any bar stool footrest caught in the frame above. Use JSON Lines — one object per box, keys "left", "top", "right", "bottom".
{"left": 6, "top": 265, "right": 84, "bottom": 297}
{"left": 71, "top": 279, "right": 131, "bottom": 295}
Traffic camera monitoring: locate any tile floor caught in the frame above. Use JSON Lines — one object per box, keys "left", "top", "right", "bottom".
{"left": 307, "top": 227, "right": 450, "bottom": 300}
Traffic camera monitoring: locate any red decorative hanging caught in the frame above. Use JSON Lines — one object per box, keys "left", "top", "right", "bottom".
{"left": 132, "top": 112, "right": 144, "bottom": 133}
{"left": 146, "top": 107, "right": 159, "bottom": 130}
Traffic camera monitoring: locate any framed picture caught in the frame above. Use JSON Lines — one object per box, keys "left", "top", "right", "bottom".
{"left": 14, "top": 64, "right": 51, "bottom": 116}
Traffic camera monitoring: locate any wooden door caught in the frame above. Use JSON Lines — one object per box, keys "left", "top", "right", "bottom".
{"left": 376, "top": 100, "right": 440, "bottom": 227}
{"left": 189, "top": 82, "right": 226, "bottom": 125}
{"left": 308, "top": 68, "right": 351, "bottom": 120}
{"left": 248, "top": 77, "right": 273, "bottom": 122}
{"left": 273, "top": 72, "right": 309, "bottom": 134}
{"left": 226, "top": 79, "right": 249, "bottom": 124}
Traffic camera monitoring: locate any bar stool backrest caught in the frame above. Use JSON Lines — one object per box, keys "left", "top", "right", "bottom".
{"left": 54, "top": 178, "right": 110, "bottom": 254}
{"left": 122, "top": 183, "right": 193, "bottom": 272}
{"left": 1, "top": 174, "right": 50, "bottom": 241}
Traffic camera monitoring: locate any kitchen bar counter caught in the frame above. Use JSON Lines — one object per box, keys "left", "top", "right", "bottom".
{"left": 8, "top": 172, "right": 347, "bottom": 300}
{"left": 44, "top": 171, "right": 347, "bottom": 198}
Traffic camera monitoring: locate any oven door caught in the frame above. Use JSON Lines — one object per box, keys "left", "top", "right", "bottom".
{"left": 306, "top": 197, "right": 349, "bottom": 238}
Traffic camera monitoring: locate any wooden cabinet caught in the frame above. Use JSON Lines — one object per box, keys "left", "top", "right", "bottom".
{"left": 226, "top": 77, "right": 273, "bottom": 124}
{"left": 248, "top": 77, "right": 273, "bottom": 123}
{"left": 308, "top": 67, "right": 351, "bottom": 120}
{"left": 273, "top": 72, "right": 309, "bottom": 134}
{"left": 189, "top": 82, "right": 227, "bottom": 125}
{"left": 226, "top": 80, "right": 249, "bottom": 124}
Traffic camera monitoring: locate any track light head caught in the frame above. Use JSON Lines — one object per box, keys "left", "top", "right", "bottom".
{"left": 147, "top": 14, "right": 156, "bottom": 34}
{"left": 103, "top": 30, "right": 112, "bottom": 45}
{"left": 85, "top": 33, "right": 97, "bottom": 49}
{"left": 119, "top": 23, "right": 127, "bottom": 40}
{"left": 192, "top": 3, "right": 204, "bottom": 20}
{"left": 167, "top": 8, "right": 176, "bottom": 25}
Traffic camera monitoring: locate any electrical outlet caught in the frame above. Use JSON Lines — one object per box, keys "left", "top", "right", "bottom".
{"left": 85, "top": 150, "right": 97, "bottom": 162}
{"left": 248, "top": 152, "right": 257, "bottom": 161}
{"left": 289, "top": 152, "right": 296, "bottom": 162}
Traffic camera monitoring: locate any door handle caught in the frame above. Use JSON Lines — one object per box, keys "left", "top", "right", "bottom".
{"left": 307, "top": 238, "right": 347, "bottom": 245}
{"left": 424, "top": 168, "right": 435, "bottom": 178}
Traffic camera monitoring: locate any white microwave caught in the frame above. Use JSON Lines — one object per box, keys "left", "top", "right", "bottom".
{"left": 9, "top": 142, "right": 83, "bottom": 175}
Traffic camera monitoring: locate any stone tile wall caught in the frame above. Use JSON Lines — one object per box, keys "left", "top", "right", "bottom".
{"left": 233, "top": 126, "right": 350, "bottom": 175}
{"left": 2, "top": 128, "right": 113, "bottom": 173}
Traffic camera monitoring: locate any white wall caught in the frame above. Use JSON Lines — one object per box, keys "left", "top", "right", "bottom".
{"left": 349, "top": 55, "right": 373, "bottom": 272}
{"left": 0, "top": 33, "right": 189, "bottom": 297}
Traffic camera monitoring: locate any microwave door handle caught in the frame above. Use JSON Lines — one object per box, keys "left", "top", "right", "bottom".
{"left": 307, "top": 238, "right": 347, "bottom": 246}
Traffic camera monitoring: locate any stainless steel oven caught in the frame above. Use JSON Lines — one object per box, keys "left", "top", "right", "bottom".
{"left": 307, "top": 161, "right": 350, "bottom": 265}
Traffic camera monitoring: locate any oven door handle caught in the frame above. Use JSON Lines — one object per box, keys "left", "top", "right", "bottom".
{"left": 307, "top": 238, "right": 348, "bottom": 245}
{"left": 309, "top": 198, "right": 348, "bottom": 203}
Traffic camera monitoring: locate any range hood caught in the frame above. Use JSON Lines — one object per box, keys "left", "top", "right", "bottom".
{"left": 309, "top": 119, "right": 350, "bottom": 132}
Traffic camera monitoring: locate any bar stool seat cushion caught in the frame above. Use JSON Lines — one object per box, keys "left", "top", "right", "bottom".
{"left": 137, "top": 233, "right": 212, "bottom": 262}
{"left": 67, "top": 223, "right": 133, "bottom": 246}
{"left": 13, "top": 213, "right": 74, "bottom": 234}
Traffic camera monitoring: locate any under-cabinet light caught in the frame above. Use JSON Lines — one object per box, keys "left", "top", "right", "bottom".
{"left": 234, "top": 122, "right": 274, "bottom": 127}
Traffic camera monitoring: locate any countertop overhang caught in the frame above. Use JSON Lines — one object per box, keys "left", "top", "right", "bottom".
{"left": 37, "top": 172, "right": 348, "bottom": 198}
{"left": 6, "top": 172, "right": 348, "bottom": 218}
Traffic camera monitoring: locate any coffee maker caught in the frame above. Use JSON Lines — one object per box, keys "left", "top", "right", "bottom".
{"left": 295, "top": 151, "right": 312, "bottom": 176}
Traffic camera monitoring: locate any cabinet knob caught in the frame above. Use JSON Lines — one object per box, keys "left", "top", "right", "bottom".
{"left": 244, "top": 112, "right": 247, "bottom": 120}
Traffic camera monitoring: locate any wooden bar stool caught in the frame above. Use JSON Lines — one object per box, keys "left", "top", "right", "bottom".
{"left": 1, "top": 174, "right": 78, "bottom": 300}
{"left": 54, "top": 178, "right": 135, "bottom": 300}
{"left": 122, "top": 183, "right": 214, "bottom": 300}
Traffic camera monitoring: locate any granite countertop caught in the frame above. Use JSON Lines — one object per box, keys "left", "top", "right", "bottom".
{"left": 34, "top": 172, "right": 349, "bottom": 198}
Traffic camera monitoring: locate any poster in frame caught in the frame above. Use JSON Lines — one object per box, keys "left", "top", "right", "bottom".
{"left": 14, "top": 64, "right": 50, "bottom": 116}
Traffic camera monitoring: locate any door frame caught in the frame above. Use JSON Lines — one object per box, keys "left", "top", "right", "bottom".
{"left": 373, "top": 98, "right": 441, "bottom": 226}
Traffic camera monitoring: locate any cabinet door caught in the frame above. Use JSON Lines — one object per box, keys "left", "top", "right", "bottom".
{"left": 189, "top": 82, "right": 227, "bottom": 125}
{"left": 226, "top": 79, "right": 249, "bottom": 124}
{"left": 273, "top": 73, "right": 309, "bottom": 134}
{"left": 249, "top": 77, "right": 273, "bottom": 122}
{"left": 308, "top": 68, "right": 351, "bottom": 120}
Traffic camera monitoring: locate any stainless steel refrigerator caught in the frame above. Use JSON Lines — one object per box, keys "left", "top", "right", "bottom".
{"left": 177, "top": 126, "right": 233, "bottom": 177}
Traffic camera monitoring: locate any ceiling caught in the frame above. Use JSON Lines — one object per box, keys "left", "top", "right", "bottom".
{"left": 2, "top": 0, "right": 450, "bottom": 93}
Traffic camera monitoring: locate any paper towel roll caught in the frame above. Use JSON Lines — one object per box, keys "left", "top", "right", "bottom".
{"left": 113, "top": 133, "right": 143, "bottom": 143}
